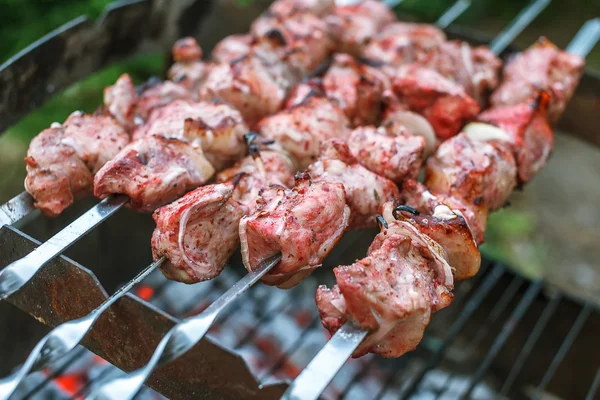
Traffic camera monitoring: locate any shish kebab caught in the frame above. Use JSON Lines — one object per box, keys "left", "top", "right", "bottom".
{"left": 0, "top": 0, "right": 455, "bottom": 395}
{"left": 0, "top": 0, "right": 580, "bottom": 396}
{"left": 283, "top": 23, "right": 600, "bottom": 400}
{"left": 85, "top": 6, "right": 588, "bottom": 400}
{"left": 1, "top": 0, "right": 564, "bottom": 396}
{"left": 0, "top": 0, "right": 495, "bottom": 306}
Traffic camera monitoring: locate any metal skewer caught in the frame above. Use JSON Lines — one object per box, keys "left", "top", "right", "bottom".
{"left": 87, "top": 252, "right": 282, "bottom": 400}
{"left": 436, "top": 0, "right": 471, "bottom": 29}
{"left": 566, "top": 18, "right": 600, "bottom": 57}
{"left": 0, "top": 194, "right": 127, "bottom": 301}
{"left": 0, "top": 191, "right": 36, "bottom": 228}
{"left": 0, "top": 256, "right": 163, "bottom": 400}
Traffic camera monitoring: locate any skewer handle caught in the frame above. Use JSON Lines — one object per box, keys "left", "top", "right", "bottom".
{"left": 0, "top": 194, "right": 127, "bottom": 301}
{"left": 281, "top": 321, "right": 369, "bottom": 400}
{"left": 0, "top": 258, "right": 161, "bottom": 400}
{"left": 566, "top": 18, "right": 600, "bottom": 58}
{"left": 87, "top": 253, "right": 282, "bottom": 400}
{"left": 489, "top": 0, "right": 551, "bottom": 55}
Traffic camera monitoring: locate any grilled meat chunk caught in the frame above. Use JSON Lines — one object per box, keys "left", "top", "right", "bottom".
{"left": 133, "top": 99, "right": 248, "bottom": 170}
{"left": 316, "top": 216, "right": 453, "bottom": 357}
{"left": 25, "top": 111, "right": 129, "bottom": 217}
{"left": 239, "top": 175, "right": 350, "bottom": 289}
{"left": 250, "top": 0, "right": 335, "bottom": 38}
{"left": 425, "top": 41, "right": 502, "bottom": 106}
{"left": 94, "top": 136, "right": 214, "bottom": 212}
{"left": 384, "top": 202, "right": 480, "bottom": 281}
{"left": 216, "top": 150, "right": 296, "bottom": 209}
{"left": 167, "top": 37, "right": 207, "bottom": 91}
{"left": 381, "top": 108, "right": 437, "bottom": 156}
{"left": 391, "top": 65, "right": 480, "bottom": 140}
{"left": 199, "top": 51, "right": 296, "bottom": 127}
{"left": 306, "top": 139, "right": 400, "bottom": 229}
{"left": 257, "top": 94, "right": 351, "bottom": 169}
{"left": 152, "top": 182, "right": 245, "bottom": 283}
{"left": 325, "top": 0, "right": 396, "bottom": 56}
{"left": 491, "top": 37, "right": 585, "bottom": 123}
{"left": 402, "top": 179, "right": 488, "bottom": 245}
{"left": 104, "top": 74, "right": 137, "bottom": 130}
{"left": 475, "top": 93, "right": 554, "bottom": 184}
{"left": 212, "top": 34, "right": 254, "bottom": 64}
{"left": 347, "top": 126, "right": 426, "bottom": 184}
{"left": 322, "top": 54, "right": 386, "bottom": 126}
{"left": 362, "top": 22, "right": 446, "bottom": 66}
{"left": 284, "top": 78, "right": 325, "bottom": 109}
{"left": 426, "top": 133, "right": 517, "bottom": 211}
{"left": 133, "top": 80, "right": 193, "bottom": 124}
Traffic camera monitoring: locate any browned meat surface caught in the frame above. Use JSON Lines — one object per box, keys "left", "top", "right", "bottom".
{"left": 239, "top": 175, "right": 350, "bottom": 289}
{"left": 383, "top": 202, "right": 480, "bottom": 281}
{"left": 306, "top": 139, "right": 400, "bottom": 229}
{"left": 322, "top": 54, "right": 387, "bottom": 126}
{"left": 476, "top": 93, "right": 554, "bottom": 184}
{"left": 325, "top": 0, "right": 396, "bottom": 56}
{"left": 426, "top": 133, "right": 517, "bottom": 211}
{"left": 199, "top": 50, "right": 296, "bottom": 127}
{"left": 152, "top": 182, "right": 245, "bottom": 283}
{"left": 347, "top": 125, "right": 426, "bottom": 184}
{"left": 257, "top": 94, "right": 351, "bottom": 169}
{"left": 284, "top": 78, "right": 325, "bottom": 108}
{"left": 133, "top": 99, "right": 248, "bottom": 170}
{"left": 167, "top": 37, "right": 208, "bottom": 91}
{"left": 212, "top": 34, "right": 254, "bottom": 64}
{"left": 402, "top": 179, "right": 488, "bottom": 245}
{"left": 133, "top": 80, "right": 193, "bottom": 125}
{"left": 216, "top": 150, "right": 296, "bottom": 209}
{"left": 250, "top": 0, "right": 335, "bottom": 38}
{"left": 25, "top": 111, "right": 129, "bottom": 217}
{"left": 104, "top": 74, "right": 137, "bottom": 130}
{"left": 362, "top": 22, "right": 446, "bottom": 66}
{"left": 491, "top": 37, "right": 585, "bottom": 123}
{"left": 316, "top": 214, "right": 453, "bottom": 358}
{"left": 391, "top": 65, "right": 480, "bottom": 140}
{"left": 425, "top": 41, "right": 502, "bottom": 106}
{"left": 94, "top": 136, "right": 215, "bottom": 212}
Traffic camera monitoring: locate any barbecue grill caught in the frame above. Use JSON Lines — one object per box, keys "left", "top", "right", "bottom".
{"left": 1, "top": 1, "right": 600, "bottom": 399}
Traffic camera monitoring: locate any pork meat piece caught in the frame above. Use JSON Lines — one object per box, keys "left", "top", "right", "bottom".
{"left": 133, "top": 99, "right": 248, "bottom": 170}
{"left": 474, "top": 93, "right": 554, "bottom": 184}
{"left": 381, "top": 107, "right": 437, "bottom": 156}
{"left": 167, "top": 37, "right": 208, "bottom": 91}
{"left": 239, "top": 175, "right": 350, "bottom": 289}
{"left": 401, "top": 179, "right": 488, "bottom": 245}
{"left": 250, "top": 0, "right": 335, "bottom": 38}
{"left": 347, "top": 126, "right": 425, "bottom": 184}
{"left": 284, "top": 78, "right": 325, "bottom": 109}
{"left": 322, "top": 54, "right": 387, "bottom": 126}
{"left": 362, "top": 22, "right": 446, "bottom": 66}
{"left": 382, "top": 202, "right": 480, "bottom": 281}
{"left": 490, "top": 37, "right": 585, "bottom": 124}
{"left": 94, "top": 135, "right": 215, "bottom": 212}
{"left": 316, "top": 218, "right": 453, "bottom": 358}
{"left": 152, "top": 182, "right": 245, "bottom": 283}
{"left": 216, "top": 150, "right": 296, "bottom": 209}
{"left": 426, "top": 133, "right": 517, "bottom": 211}
{"left": 257, "top": 94, "right": 351, "bottom": 169}
{"left": 104, "top": 74, "right": 137, "bottom": 130}
{"left": 425, "top": 41, "right": 502, "bottom": 106}
{"left": 211, "top": 34, "right": 254, "bottom": 64}
{"left": 325, "top": 0, "right": 396, "bottom": 56}
{"left": 199, "top": 51, "right": 296, "bottom": 127}
{"left": 391, "top": 65, "right": 480, "bottom": 140}
{"left": 133, "top": 80, "right": 194, "bottom": 125}
{"left": 24, "top": 111, "right": 129, "bottom": 217}
{"left": 306, "top": 139, "right": 400, "bottom": 229}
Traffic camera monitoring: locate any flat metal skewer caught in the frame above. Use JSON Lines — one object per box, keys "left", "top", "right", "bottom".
{"left": 0, "top": 194, "right": 127, "bottom": 301}
{"left": 566, "top": 18, "right": 600, "bottom": 57}
{"left": 436, "top": 0, "right": 471, "bottom": 29}
{"left": 0, "top": 191, "right": 36, "bottom": 228}
{"left": 87, "top": 252, "right": 282, "bottom": 400}
{"left": 0, "top": 257, "right": 163, "bottom": 400}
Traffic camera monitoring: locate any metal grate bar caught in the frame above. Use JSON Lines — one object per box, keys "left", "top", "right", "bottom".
{"left": 373, "top": 356, "right": 413, "bottom": 400}
{"left": 586, "top": 368, "right": 600, "bottom": 400}
{"left": 258, "top": 315, "right": 322, "bottom": 383}
{"left": 234, "top": 295, "right": 294, "bottom": 350}
{"left": 533, "top": 303, "right": 592, "bottom": 399}
{"left": 401, "top": 264, "right": 505, "bottom": 399}
{"left": 462, "top": 279, "right": 544, "bottom": 398}
{"left": 339, "top": 357, "right": 378, "bottom": 398}
{"left": 500, "top": 294, "right": 562, "bottom": 395}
